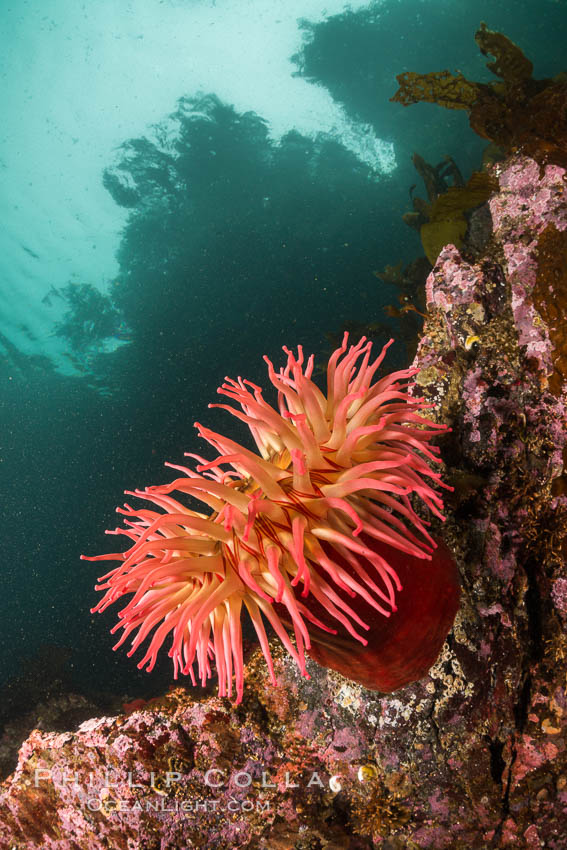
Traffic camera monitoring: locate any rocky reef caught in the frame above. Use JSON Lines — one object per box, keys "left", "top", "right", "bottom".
{"left": 1, "top": 148, "right": 566, "bottom": 849}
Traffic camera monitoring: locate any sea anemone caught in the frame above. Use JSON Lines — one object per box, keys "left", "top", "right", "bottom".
{"left": 82, "top": 335, "right": 460, "bottom": 703}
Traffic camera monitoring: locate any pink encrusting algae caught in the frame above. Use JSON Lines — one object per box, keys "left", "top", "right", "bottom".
{"left": 82, "top": 334, "right": 457, "bottom": 703}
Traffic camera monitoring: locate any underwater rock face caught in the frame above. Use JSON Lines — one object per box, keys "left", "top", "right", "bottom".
{"left": 2, "top": 154, "right": 567, "bottom": 849}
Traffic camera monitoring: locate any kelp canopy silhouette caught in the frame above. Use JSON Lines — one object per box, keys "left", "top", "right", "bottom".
{"left": 292, "top": 2, "right": 490, "bottom": 178}
{"left": 98, "top": 94, "right": 405, "bottom": 400}
{"left": 54, "top": 283, "right": 125, "bottom": 355}
{"left": 293, "top": 2, "right": 567, "bottom": 189}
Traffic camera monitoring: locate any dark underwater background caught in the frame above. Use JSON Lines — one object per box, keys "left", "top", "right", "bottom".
{"left": 1, "top": 0, "right": 565, "bottom": 729}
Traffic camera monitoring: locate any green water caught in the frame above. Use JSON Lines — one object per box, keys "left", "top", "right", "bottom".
{"left": 1, "top": 0, "right": 565, "bottom": 708}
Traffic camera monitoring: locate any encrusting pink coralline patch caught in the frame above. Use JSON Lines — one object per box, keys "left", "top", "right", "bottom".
{"left": 551, "top": 577, "right": 567, "bottom": 623}
{"left": 83, "top": 335, "right": 459, "bottom": 703}
{"left": 489, "top": 157, "right": 567, "bottom": 373}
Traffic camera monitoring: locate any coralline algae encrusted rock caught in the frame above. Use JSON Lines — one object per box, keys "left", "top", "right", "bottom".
{"left": 489, "top": 157, "right": 567, "bottom": 375}
{"left": 0, "top": 651, "right": 383, "bottom": 850}
{"left": 2, "top": 154, "right": 567, "bottom": 849}
{"left": 412, "top": 155, "right": 567, "bottom": 847}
